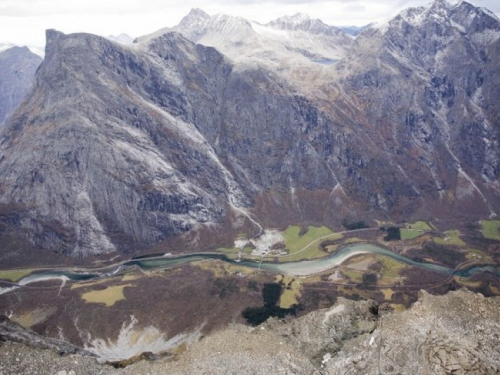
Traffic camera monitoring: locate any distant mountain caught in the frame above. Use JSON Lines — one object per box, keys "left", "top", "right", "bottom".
{"left": 0, "top": 0, "right": 498, "bottom": 258}
{"left": 338, "top": 23, "right": 374, "bottom": 36}
{"left": 267, "top": 13, "right": 346, "bottom": 36}
{"left": 0, "top": 46, "right": 42, "bottom": 126}
{"left": 138, "top": 9, "right": 353, "bottom": 65}
{"left": 0, "top": 43, "right": 44, "bottom": 57}
{"left": 106, "top": 33, "right": 134, "bottom": 45}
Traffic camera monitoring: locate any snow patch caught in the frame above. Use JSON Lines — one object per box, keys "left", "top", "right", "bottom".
{"left": 83, "top": 315, "right": 203, "bottom": 362}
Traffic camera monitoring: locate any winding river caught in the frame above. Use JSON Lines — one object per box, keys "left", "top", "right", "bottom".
{"left": 1, "top": 243, "right": 499, "bottom": 295}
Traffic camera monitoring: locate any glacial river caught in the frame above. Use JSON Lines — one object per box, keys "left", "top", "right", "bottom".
{"left": 1, "top": 243, "right": 499, "bottom": 295}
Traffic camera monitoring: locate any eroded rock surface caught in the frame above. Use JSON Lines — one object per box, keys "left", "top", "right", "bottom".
{"left": 1, "top": 289, "right": 500, "bottom": 374}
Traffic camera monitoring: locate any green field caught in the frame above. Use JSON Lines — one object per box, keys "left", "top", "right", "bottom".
{"left": 400, "top": 229, "right": 422, "bottom": 240}
{"left": 376, "top": 255, "right": 407, "bottom": 278}
{"left": 0, "top": 269, "right": 34, "bottom": 282}
{"left": 280, "top": 225, "right": 342, "bottom": 261}
{"left": 277, "top": 275, "right": 302, "bottom": 308}
{"left": 434, "top": 230, "right": 465, "bottom": 246}
{"left": 341, "top": 269, "right": 363, "bottom": 283}
{"left": 406, "top": 221, "right": 432, "bottom": 231}
{"left": 283, "top": 225, "right": 333, "bottom": 252}
{"left": 482, "top": 220, "right": 500, "bottom": 240}
{"left": 399, "top": 221, "right": 433, "bottom": 240}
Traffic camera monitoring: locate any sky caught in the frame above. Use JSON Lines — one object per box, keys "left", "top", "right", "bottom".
{"left": 1, "top": 0, "right": 499, "bottom": 48}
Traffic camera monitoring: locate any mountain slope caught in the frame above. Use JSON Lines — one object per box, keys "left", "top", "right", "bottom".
{"left": 0, "top": 1, "right": 498, "bottom": 257}
{"left": 0, "top": 29, "right": 359, "bottom": 256}
{"left": 0, "top": 47, "right": 42, "bottom": 126}
{"left": 331, "top": 0, "right": 500, "bottom": 217}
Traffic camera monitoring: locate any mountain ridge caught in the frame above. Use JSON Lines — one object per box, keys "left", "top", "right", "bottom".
{"left": 0, "top": 1, "right": 498, "bottom": 257}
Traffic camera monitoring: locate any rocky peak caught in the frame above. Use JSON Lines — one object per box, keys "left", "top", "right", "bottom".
{"left": 177, "top": 8, "right": 211, "bottom": 32}
{"left": 268, "top": 13, "right": 344, "bottom": 36}
{"left": 450, "top": 1, "right": 500, "bottom": 35}
{"left": 185, "top": 8, "right": 210, "bottom": 20}
{"left": 0, "top": 45, "right": 42, "bottom": 126}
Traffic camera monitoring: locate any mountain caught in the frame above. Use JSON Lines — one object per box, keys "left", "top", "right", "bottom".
{"left": 106, "top": 33, "right": 134, "bottom": 45}
{"left": 339, "top": 23, "right": 374, "bottom": 36}
{"left": 138, "top": 9, "right": 353, "bottom": 66}
{"left": 0, "top": 1, "right": 499, "bottom": 258}
{"left": 0, "top": 46, "right": 42, "bottom": 126}
{"left": 333, "top": 0, "right": 500, "bottom": 218}
{"left": 267, "top": 13, "right": 346, "bottom": 36}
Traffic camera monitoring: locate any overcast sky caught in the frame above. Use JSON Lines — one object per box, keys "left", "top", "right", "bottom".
{"left": 1, "top": 0, "right": 499, "bottom": 47}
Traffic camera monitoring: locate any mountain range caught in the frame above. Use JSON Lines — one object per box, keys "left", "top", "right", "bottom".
{"left": 0, "top": 0, "right": 499, "bottom": 258}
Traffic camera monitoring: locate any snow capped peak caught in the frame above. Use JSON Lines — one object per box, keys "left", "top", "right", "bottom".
{"left": 391, "top": 0, "right": 456, "bottom": 29}
{"left": 178, "top": 8, "right": 211, "bottom": 29}
{"left": 187, "top": 8, "right": 210, "bottom": 19}
{"left": 267, "top": 13, "right": 345, "bottom": 37}
{"left": 277, "top": 13, "right": 311, "bottom": 24}
{"left": 269, "top": 13, "right": 313, "bottom": 29}
{"left": 430, "top": 0, "right": 450, "bottom": 10}
{"left": 107, "top": 33, "right": 134, "bottom": 45}
{"left": 207, "top": 13, "right": 254, "bottom": 34}
{"left": 370, "top": 0, "right": 500, "bottom": 46}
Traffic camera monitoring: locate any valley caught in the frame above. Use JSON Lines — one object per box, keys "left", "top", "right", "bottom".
{"left": 1, "top": 216, "right": 499, "bottom": 362}
{"left": 0, "top": 0, "right": 500, "bottom": 372}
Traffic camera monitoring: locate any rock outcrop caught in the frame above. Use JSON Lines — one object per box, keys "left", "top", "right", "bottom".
{"left": 0, "top": 315, "right": 94, "bottom": 357}
{"left": 1, "top": 289, "right": 499, "bottom": 374}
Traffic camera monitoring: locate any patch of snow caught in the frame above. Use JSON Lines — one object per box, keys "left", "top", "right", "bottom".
{"left": 251, "top": 22, "right": 289, "bottom": 38}
{"left": 451, "top": 20, "right": 466, "bottom": 33}
{"left": 84, "top": 315, "right": 203, "bottom": 362}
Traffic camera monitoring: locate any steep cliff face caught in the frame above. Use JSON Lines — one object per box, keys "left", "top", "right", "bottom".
{"left": 0, "top": 1, "right": 498, "bottom": 257}
{"left": 334, "top": 0, "right": 500, "bottom": 217}
{"left": 0, "top": 29, "right": 357, "bottom": 256}
{"left": 0, "top": 31, "right": 236, "bottom": 255}
{"left": 0, "top": 46, "right": 42, "bottom": 126}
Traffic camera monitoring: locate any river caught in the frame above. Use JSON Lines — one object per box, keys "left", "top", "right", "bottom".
{"left": 1, "top": 243, "right": 498, "bottom": 295}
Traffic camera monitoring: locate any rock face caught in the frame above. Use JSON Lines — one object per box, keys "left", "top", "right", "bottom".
{"left": 0, "top": 1, "right": 499, "bottom": 257}
{"left": 334, "top": 0, "right": 500, "bottom": 217}
{"left": 0, "top": 46, "right": 42, "bottom": 126}
{"left": 0, "top": 315, "right": 94, "bottom": 357}
{"left": 1, "top": 290, "right": 499, "bottom": 374}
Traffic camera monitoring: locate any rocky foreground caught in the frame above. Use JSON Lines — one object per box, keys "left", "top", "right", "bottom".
{"left": 1, "top": 289, "right": 499, "bottom": 374}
